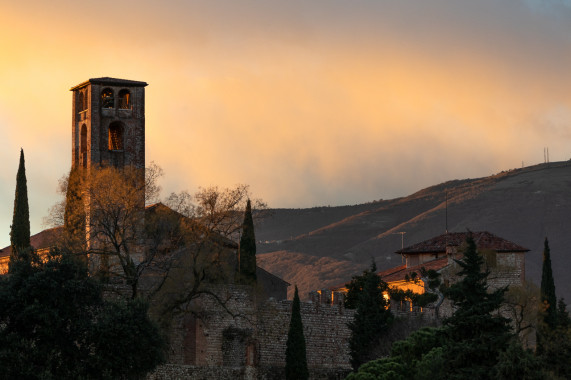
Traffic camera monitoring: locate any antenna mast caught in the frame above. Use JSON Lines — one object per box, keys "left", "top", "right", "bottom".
{"left": 392, "top": 232, "right": 406, "bottom": 264}
{"left": 445, "top": 190, "right": 448, "bottom": 234}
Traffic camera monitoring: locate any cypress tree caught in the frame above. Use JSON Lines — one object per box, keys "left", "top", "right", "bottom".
{"left": 9, "top": 149, "right": 31, "bottom": 265}
{"left": 540, "top": 237, "right": 557, "bottom": 329}
{"left": 238, "top": 199, "right": 256, "bottom": 284}
{"left": 285, "top": 286, "right": 308, "bottom": 380}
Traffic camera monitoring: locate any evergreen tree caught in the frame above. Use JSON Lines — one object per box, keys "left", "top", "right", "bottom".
{"left": 238, "top": 199, "right": 257, "bottom": 284}
{"left": 442, "top": 233, "right": 512, "bottom": 379}
{"left": 557, "top": 298, "right": 570, "bottom": 329}
{"left": 347, "top": 260, "right": 393, "bottom": 370}
{"left": 537, "top": 297, "right": 571, "bottom": 378}
{"left": 540, "top": 238, "right": 557, "bottom": 329}
{"left": 285, "top": 286, "right": 308, "bottom": 380}
{"left": 9, "top": 149, "right": 31, "bottom": 266}
{"left": 492, "top": 340, "right": 545, "bottom": 380}
{"left": 0, "top": 249, "right": 166, "bottom": 379}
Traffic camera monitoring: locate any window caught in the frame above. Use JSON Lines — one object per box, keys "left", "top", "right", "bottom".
{"left": 118, "top": 89, "right": 131, "bottom": 109}
{"left": 80, "top": 124, "right": 88, "bottom": 168}
{"left": 83, "top": 91, "right": 88, "bottom": 110}
{"left": 108, "top": 123, "right": 123, "bottom": 151}
{"left": 78, "top": 92, "right": 84, "bottom": 112}
{"left": 101, "top": 88, "right": 114, "bottom": 109}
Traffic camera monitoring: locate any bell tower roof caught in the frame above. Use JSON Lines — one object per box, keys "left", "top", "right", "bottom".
{"left": 70, "top": 77, "right": 148, "bottom": 91}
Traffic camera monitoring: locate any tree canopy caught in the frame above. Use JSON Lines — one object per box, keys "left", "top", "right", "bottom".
{"left": 441, "top": 234, "right": 512, "bottom": 379}
{"left": 347, "top": 234, "right": 541, "bottom": 380}
{"left": 346, "top": 260, "right": 393, "bottom": 370}
{"left": 0, "top": 250, "right": 166, "bottom": 379}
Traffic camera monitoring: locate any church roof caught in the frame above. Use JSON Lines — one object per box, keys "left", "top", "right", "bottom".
{"left": 257, "top": 266, "right": 291, "bottom": 287}
{"left": 0, "top": 226, "right": 63, "bottom": 258}
{"left": 396, "top": 231, "right": 529, "bottom": 255}
{"left": 379, "top": 257, "right": 449, "bottom": 283}
{"left": 70, "top": 77, "right": 148, "bottom": 91}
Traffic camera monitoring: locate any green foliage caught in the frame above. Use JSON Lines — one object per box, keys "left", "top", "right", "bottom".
{"left": 540, "top": 238, "right": 557, "bottom": 329}
{"left": 238, "top": 199, "right": 257, "bottom": 284}
{"left": 493, "top": 340, "right": 546, "bottom": 380}
{"left": 388, "top": 288, "right": 438, "bottom": 307}
{"left": 347, "top": 260, "right": 393, "bottom": 370}
{"left": 536, "top": 297, "right": 571, "bottom": 379}
{"left": 89, "top": 298, "right": 166, "bottom": 378}
{"left": 9, "top": 149, "right": 31, "bottom": 267}
{"left": 285, "top": 286, "right": 308, "bottom": 380}
{"left": 557, "top": 298, "right": 570, "bottom": 329}
{"left": 346, "top": 327, "right": 444, "bottom": 380}
{"left": 414, "top": 347, "right": 446, "bottom": 379}
{"left": 62, "top": 167, "right": 86, "bottom": 252}
{"left": 345, "top": 357, "right": 407, "bottom": 380}
{"left": 390, "top": 327, "right": 444, "bottom": 366}
{"left": 0, "top": 250, "right": 166, "bottom": 379}
{"left": 536, "top": 239, "right": 569, "bottom": 371}
{"left": 388, "top": 266, "right": 441, "bottom": 307}
{"left": 348, "top": 235, "right": 570, "bottom": 380}
{"left": 344, "top": 267, "right": 368, "bottom": 309}
{"left": 441, "top": 233, "right": 512, "bottom": 379}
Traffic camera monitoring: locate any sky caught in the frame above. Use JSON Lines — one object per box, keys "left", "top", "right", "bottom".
{"left": 0, "top": 0, "right": 570, "bottom": 248}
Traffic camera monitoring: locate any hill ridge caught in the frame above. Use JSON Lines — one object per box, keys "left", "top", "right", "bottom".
{"left": 257, "top": 161, "right": 571, "bottom": 302}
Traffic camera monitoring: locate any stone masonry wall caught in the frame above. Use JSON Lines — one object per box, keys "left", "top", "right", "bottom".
{"left": 257, "top": 299, "right": 354, "bottom": 369}
{"left": 150, "top": 285, "right": 354, "bottom": 380}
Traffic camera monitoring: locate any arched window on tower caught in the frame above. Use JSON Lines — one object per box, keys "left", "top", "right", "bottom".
{"left": 80, "top": 124, "right": 88, "bottom": 168}
{"left": 78, "top": 92, "right": 84, "bottom": 112}
{"left": 118, "top": 89, "right": 131, "bottom": 109}
{"left": 83, "top": 91, "right": 88, "bottom": 111}
{"left": 101, "top": 88, "right": 114, "bottom": 109}
{"left": 108, "top": 122, "right": 123, "bottom": 151}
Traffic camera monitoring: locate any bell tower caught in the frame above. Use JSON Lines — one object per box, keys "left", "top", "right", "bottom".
{"left": 69, "top": 77, "right": 148, "bottom": 263}
{"left": 70, "top": 77, "right": 147, "bottom": 172}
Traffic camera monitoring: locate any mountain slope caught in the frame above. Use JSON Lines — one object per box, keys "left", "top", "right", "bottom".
{"left": 256, "top": 162, "right": 571, "bottom": 302}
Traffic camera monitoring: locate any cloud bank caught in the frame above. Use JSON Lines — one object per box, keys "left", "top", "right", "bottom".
{"left": 0, "top": 0, "right": 570, "bottom": 247}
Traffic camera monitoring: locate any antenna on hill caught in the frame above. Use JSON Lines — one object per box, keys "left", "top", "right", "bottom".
{"left": 445, "top": 190, "right": 448, "bottom": 234}
{"left": 392, "top": 232, "right": 406, "bottom": 264}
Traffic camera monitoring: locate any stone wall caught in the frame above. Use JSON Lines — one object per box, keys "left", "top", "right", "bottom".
{"left": 152, "top": 285, "right": 354, "bottom": 379}
{"left": 148, "top": 364, "right": 350, "bottom": 380}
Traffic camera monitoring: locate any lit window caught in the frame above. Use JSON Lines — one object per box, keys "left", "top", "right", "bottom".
{"left": 108, "top": 123, "right": 123, "bottom": 151}
{"left": 101, "top": 88, "right": 114, "bottom": 109}
{"left": 118, "top": 89, "right": 131, "bottom": 109}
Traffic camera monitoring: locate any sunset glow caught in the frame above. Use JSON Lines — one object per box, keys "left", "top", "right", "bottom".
{"left": 1, "top": 0, "right": 570, "bottom": 248}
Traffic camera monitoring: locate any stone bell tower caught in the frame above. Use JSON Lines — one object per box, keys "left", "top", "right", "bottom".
{"left": 69, "top": 77, "right": 148, "bottom": 262}
{"left": 70, "top": 77, "right": 147, "bottom": 172}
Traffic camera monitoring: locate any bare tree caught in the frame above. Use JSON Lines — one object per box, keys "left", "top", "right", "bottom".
{"left": 502, "top": 281, "right": 540, "bottom": 348}
{"left": 45, "top": 165, "right": 267, "bottom": 316}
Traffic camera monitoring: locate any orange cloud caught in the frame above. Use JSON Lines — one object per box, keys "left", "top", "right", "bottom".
{"left": 0, "top": 0, "right": 570, "bottom": 248}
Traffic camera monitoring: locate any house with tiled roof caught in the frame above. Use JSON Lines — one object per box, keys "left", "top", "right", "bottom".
{"left": 330, "top": 231, "right": 529, "bottom": 317}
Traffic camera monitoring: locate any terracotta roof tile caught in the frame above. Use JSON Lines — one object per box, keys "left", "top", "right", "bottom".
{"left": 0, "top": 226, "right": 63, "bottom": 258}
{"left": 381, "top": 257, "right": 449, "bottom": 283}
{"left": 396, "top": 231, "right": 528, "bottom": 254}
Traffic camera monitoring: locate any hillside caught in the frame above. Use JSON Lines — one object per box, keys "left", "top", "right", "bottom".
{"left": 256, "top": 161, "right": 571, "bottom": 303}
